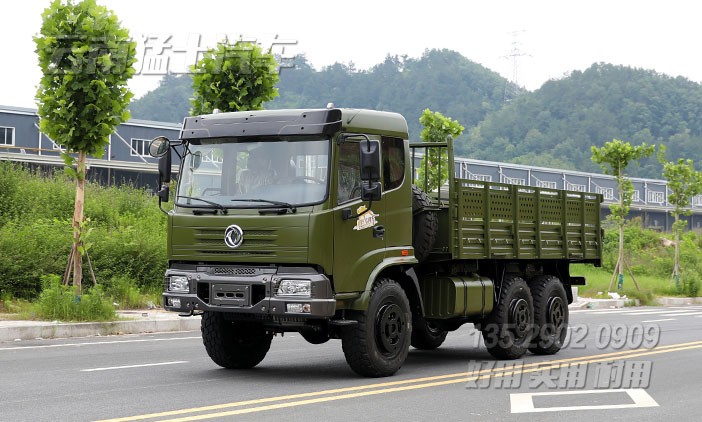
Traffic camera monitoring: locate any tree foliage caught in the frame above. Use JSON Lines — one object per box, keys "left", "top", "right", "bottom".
{"left": 591, "top": 139, "right": 655, "bottom": 223}
{"left": 34, "top": 0, "right": 136, "bottom": 293}
{"left": 190, "top": 41, "right": 279, "bottom": 115}
{"left": 658, "top": 146, "right": 702, "bottom": 280}
{"left": 415, "top": 109, "right": 464, "bottom": 191}
{"left": 591, "top": 139, "right": 655, "bottom": 289}
{"left": 35, "top": 0, "right": 135, "bottom": 155}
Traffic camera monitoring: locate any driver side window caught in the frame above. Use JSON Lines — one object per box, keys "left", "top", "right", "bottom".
{"left": 338, "top": 141, "right": 361, "bottom": 204}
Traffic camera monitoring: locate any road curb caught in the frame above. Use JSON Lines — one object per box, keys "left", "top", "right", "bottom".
{"left": 0, "top": 316, "right": 201, "bottom": 342}
{"left": 656, "top": 297, "right": 702, "bottom": 306}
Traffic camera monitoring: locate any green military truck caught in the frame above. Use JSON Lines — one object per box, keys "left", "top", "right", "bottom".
{"left": 149, "top": 107, "right": 602, "bottom": 377}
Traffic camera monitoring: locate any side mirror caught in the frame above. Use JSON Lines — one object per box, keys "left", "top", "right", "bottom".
{"left": 361, "top": 182, "right": 381, "bottom": 201}
{"left": 359, "top": 139, "right": 381, "bottom": 182}
{"left": 157, "top": 185, "right": 170, "bottom": 203}
{"left": 157, "top": 149, "right": 172, "bottom": 203}
{"left": 149, "top": 136, "right": 171, "bottom": 158}
{"left": 158, "top": 150, "right": 172, "bottom": 186}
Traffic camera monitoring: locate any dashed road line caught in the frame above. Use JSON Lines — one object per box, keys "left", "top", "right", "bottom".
{"left": 81, "top": 361, "right": 189, "bottom": 372}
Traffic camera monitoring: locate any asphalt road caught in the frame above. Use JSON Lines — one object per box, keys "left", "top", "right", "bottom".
{"left": 2, "top": 305, "right": 702, "bottom": 422}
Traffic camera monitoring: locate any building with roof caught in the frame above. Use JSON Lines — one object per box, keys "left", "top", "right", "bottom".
{"left": 2, "top": 104, "right": 701, "bottom": 231}
{"left": 0, "top": 104, "right": 180, "bottom": 189}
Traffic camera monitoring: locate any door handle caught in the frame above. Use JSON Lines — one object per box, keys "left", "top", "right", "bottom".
{"left": 373, "top": 225, "right": 385, "bottom": 239}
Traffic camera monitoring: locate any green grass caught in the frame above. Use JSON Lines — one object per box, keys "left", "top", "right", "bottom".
{"left": 572, "top": 264, "right": 688, "bottom": 306}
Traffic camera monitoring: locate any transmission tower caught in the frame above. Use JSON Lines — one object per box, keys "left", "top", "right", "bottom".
{"left": 502, "top": 30, "right": 530, "bottom": 101}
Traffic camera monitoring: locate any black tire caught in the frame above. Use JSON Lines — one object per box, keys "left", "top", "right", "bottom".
{"left": 528, "top": 275, "right": 569, "bottom": 355}
{"left": 412, "top": 185, "right": 438, "bottom": 261}
{"left": 341, "top": 279, "right": 412, "bottom": 377}
{"left": 201, "top": 312, "right": 273, "bottom": 369}
{"left": 481, "top": 275, "right": 534, "bottom": 360}
{"left": 411, "top": 316, "right": 448, "bottom": 350}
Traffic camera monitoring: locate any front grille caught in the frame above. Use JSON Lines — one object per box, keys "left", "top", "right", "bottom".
{"left": 193, "top": 228, "right": 277, "bottom": 255}
{"left": 198, "top": 250, "right": 275, "bottom": 256}
{"left": 212, "top": 267, "right": 258, "bottom": 276}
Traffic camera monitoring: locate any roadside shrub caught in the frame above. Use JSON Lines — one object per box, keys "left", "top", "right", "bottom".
{"left": 106, "top": 276, "right": 146, "bottom": 309}
{"left": 0, "top": 219, "right": 72, "bottom": 299}
{"left": 679, "top": 271, "right": 700, "bottom": 297}
{"left": 0, "top": 164, "right": 167, "bottom": 300}
{"left": 89, "top": 224, "right": 166, "bottom": 291}
{"left": 33, "top": 275, "right": 115, "bottom": 321}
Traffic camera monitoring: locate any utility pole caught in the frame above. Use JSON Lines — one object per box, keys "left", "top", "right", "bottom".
{"left": 502, "top": 30, "right": 530, "bottom": 101}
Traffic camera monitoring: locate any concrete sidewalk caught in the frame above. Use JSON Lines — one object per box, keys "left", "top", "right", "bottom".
{"left": 0, "top": 310, "right": 200, "bottom": 342}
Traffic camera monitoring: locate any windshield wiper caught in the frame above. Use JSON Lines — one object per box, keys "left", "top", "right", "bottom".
{"left": 176, "top": 195, "right": 228, "bottom": 214}
{"left": 231, "top": 198, "right": 297, "bottom": 214}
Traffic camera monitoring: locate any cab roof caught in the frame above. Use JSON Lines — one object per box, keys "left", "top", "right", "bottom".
{"left": 180, "top": 108, "right": 409, "bottom": 140}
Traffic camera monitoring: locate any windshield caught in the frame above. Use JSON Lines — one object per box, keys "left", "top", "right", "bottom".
{"left": 176, "top": 137, "right": 330, "bottom": 209}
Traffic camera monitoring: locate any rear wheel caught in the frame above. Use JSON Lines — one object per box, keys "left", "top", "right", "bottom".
{"left": 201, "top": 312, "right": 273, "bottom": 369}
{"left": 481, "top": 275, "right": 534, "bottom": 359}
{"left": 411, "top": 316, "right": 448, "bottom": 350}
{"left": 529, "top": 276, "right": 568, "bottom": 355}
{"left": 341, "top": 279, "right": 412, "bottom": 377}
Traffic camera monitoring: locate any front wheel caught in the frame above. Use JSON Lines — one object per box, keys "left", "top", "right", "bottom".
{"left": 201, "top": 312, "right": 273, "bottom": 369}
{"left": 341, "top": 279, "right": 412, "bottom": 377}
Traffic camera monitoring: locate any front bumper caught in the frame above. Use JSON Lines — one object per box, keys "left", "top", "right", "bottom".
{"left": 162, "top": 264, "right": 336, "bottom": 318}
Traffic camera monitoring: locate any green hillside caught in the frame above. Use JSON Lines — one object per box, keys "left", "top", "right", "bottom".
{"left": 129, "top": 53, "right": 702, "bottom": 179}
{"left": 462, "top": 63, "right": 702, "bottom": 178}
{"left": 128, "top": 48, "right": 519, "bottom": 142}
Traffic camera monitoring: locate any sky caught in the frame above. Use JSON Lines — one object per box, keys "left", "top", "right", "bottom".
{"left": 3, "top": 0, "right": 701, "bottom": 109}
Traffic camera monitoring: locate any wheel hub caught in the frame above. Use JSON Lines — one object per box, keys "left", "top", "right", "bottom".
{"left": 376, "top": 302, "right": 405, "bottom": 355}
{"left": 547, "top": 296, "right": 565, "bottom": 330}
{"left": 509, "top": 298, "right": 531, "bottom": 339}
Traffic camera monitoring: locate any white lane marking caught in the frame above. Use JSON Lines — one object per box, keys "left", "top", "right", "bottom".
{"left": 570, "top": 309, "right": 634, "bottom": 314}
{"left": 641, "top": 318, "right": 676, "bottom": 323}
{"left": 81, "top": 361, "right": 188, "bottom": 372}
{"left": 0, "top": 336, "right": 200, "bottom": 351}
{"left": 656, "top": 311, "right": 702, "bottom": 317}
{"left": 510, "top": 389, "right": 658, "bottom": 413}
{"left": 570, "top": 307, "right": 702, "bottom": 315}
{"left": 626, "top": 310, "right": 702, "bottom": 316}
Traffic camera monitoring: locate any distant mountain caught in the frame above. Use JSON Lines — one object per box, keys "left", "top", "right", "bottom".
{"left": 129, "top": 74, "right": 191, "bottom": 123}
{"left": 128, "top": 48, "right": 520, "bottom": 142}
{"left": 129, "top": 55, "right": 702, "bottom": 179}
{"left": 461, "top": 63, "right": 702, "bottom": 178}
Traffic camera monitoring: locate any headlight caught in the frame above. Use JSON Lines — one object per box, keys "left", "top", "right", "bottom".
{"left": 277, "top": 280, "right": 311, "bottom": 297}
{"left": 168, "top": 275, "right": 189, "bottom": 293}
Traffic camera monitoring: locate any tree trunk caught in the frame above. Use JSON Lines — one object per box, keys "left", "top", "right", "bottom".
{"left": 617, "top": 177, "right": 625, "bottom": 289}
{"left": 72, "top": 151, "right": 87, "bottom": 296}
{"left": 673, "top": 213, "right": 680, "bottom": 287}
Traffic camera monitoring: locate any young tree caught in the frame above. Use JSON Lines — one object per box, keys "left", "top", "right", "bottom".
{"left": 190, "top": 41, "right": 280, "bottom": 114}
{"left": 591, "top": 139, "right": 655, "bottom": 290}
{"left": 35, "top": 0, "right": 136, "bottom": 295}
{"left": 658, "top": 147, "right": 702, "bottom": 286}
{"left": 415, "top": 109, "right": 464, "bottom": 191}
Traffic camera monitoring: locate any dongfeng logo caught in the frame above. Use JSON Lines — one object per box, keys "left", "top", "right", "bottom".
{"left": 224, "top": 224, "right": 244, "bottom": 248}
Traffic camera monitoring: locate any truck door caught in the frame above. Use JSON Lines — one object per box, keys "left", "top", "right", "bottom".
{"left": 333, "top": 136, "right": 387, "bottom": 293}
